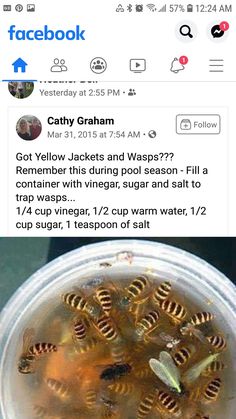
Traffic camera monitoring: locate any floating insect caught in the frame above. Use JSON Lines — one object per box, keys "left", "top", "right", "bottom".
{"left": 120, "top": 275, "right": 150, "bottom": 307}
{"left": 156, "top": 390, "right": 181, "bottom": 418}
{"left": 94, "top": 315, "right": 119, "bottom": 342}
{"left": 149, "top": 351, "right": 183, "bottom": 395}
{"left": 108, "top": 382, "right": 135, "bottom": 396}
{"left": 110, "top": 344, "right": 127, "bottom": 364}
{"left": 73, "top": 317, "right": 88, "bottom": 341}
{"left": 75, "top": 337, "right": 98, "bottom": 355}
{"left": 156, "top": 332, "right": 181, "bottom": 350}
{"left": 189, "top": 312, "right": 214, "bottom": 326}
{"left": 172, "top": 345, "right": 195, "bottom": 367}
{"left": 100, "top": 363, "right": 132, "bottom": 381}
{"left": 183, "top": 353, "right": 220, "bottom": 385}
{"left": 137, "top": 390, "right": 158, "bottom": 418}
{"left": 206, "top": 335, "right": 227, "bottom": 351}
{"left": 62, "top": 292, "right": 99, "bottom": 317}
{"left": 201, "top": 360, "right": 225, "bottom": 376}
{"left": 203, "top": 378, "right": 222, "bottom": 403}
{"left": 95, "top": 286, "right": 113, "bottom": 315}
{"left": 85, "top": 389, "right": 97, "bottom": 409}
{"left": 160, "top": 299, "right": 187, "bottom": 323}
{"left": 179, "top": 312, "right": 214, "bottom": 344}
{"left": 18, "top": 328, "right": 57, "bottom": 374}
{"left": 152, "top": 281, "right": 172, "bottom": 306}
{"left": 134, "top": 365, "right": 154, "bottom": 379}
{"left": 99, "top": 262, "right": 113, "bottom": 268}
{"left": 45, "top": 377, "right": 70, "bottom": 400}
{"left": 135, "top": 310, "right": 160, "bottom": 340}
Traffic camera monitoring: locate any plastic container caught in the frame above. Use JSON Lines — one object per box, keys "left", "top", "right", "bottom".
{"left": 0, "top": 240, "right": 235, "bottom": 419}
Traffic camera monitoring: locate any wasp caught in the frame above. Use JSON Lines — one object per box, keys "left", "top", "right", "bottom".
{"left": 75, "top": 337, "right": 98, "bottom": 355}
{"left": 172, "top": 346, "right": 195, "bottom": 367}
{"left": 94, "top": 286, "right": 113, "bottom": 315}
{"left": 160, "top": 299, "right": 187, "bottom": 323}
{"left": 137, "top": 390, "right": 158, "bottom": 418}
{"left": 156, "top": 390, "right": 181, "bottom": 418}
{"left": 202, "top": 360, "right": 225, "bottom": 376}
{"left": 62, "top": 291, "right": 99, "bottom": 317}
{"left": 100, "top": 363, "right": 132, "bottom": 381}
{"left": 45, "top": 377, "right": 70, "bottom": 400}
{"left": 203, "top": 377, "right": 222, "bottom": 403}
{"left": 85, "top": 389, "right": 97, "bottom": 409}
{"left": 135, "top": 310, "right": 160, "bottom": 340}
{"left": 110, "top": 343, "right": 128, "bottom": 364}
{"left": 18, "top": 328, "right": 57, "bottom": 374}
{"left": 189, "top": 312, "right": 214, "bottom": 326}
{"left": 207, "top": 335, "right": 227, "bottom": 351}
{"left": 73, "top": 317, "right": 88, "bottom": 341}
{"left": 180, "top": 312, "right": 214, "bottom": 344}
{"left": 120, "top": 275, "right": 150, "bottom": 307}
{"left": 152, "top": 281, "right": 172, "bottom": 306}
{"left": 108, "top": 382, "right": 135, "bottom": 396}
{"left": 93, "top": 315, "right": 119, "bottom": 342}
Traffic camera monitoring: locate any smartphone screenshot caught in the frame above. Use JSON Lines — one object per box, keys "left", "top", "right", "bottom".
{"left": 0, "top": 3, "right": 236, "bottom": 419}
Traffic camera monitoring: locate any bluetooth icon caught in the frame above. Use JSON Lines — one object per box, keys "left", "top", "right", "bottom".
{"left": 127, "top": 4, "right": 132, "bottom": 12}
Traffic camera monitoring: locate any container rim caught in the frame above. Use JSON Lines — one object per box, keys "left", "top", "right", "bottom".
{"left": 0, "top": 239, "right": 235, "bottom": 333}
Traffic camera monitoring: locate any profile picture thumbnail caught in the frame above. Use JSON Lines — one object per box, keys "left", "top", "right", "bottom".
{"left": 8, "top": 82, "right": 34, "bottom": 99}
{"left": 16, "top": 115, "right": 42, "bottom": 141}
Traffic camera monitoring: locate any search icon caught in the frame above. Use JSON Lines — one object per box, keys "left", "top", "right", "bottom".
{"left": 180, "top": 24, "right": 193, "bottom": 38}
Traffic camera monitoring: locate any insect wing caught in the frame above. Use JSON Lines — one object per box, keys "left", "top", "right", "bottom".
{"left": 159, "top": 351, "right": 181, "bottom": 382}
{"left": 149, "top": 353, "right": 181, "bottom": 394}
{"left": 183, "top": 353, "right": 219, "bottom": 384}
{"left": 22, "top": 328, "right": 35, "bottom": 352}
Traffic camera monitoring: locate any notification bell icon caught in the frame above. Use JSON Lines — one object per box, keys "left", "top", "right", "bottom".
{"left": 170, "top": 57, "right": 185, "bottom": 74}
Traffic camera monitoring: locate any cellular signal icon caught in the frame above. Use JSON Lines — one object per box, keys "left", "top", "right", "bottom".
{"left": 158, "top": 4, "right": 167, "bottom": 12}
{"left": 146, "top": 4, "right": 157, "bottom": 12}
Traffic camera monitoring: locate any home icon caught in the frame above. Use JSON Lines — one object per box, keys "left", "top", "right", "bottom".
{"left": 12, "top": 58, "right": 28, "bottom": 73}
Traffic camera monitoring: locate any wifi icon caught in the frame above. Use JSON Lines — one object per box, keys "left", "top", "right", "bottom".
{"left": 146, "top": 4, "right": 157, "bottom": 12}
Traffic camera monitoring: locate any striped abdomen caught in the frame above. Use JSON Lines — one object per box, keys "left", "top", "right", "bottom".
{"left": 136, "top": 310, "right": 160, "bottom": 337}
{"left": 202, "top": 360, "right": 225, "bottom": 376}
{"left": 110, "top": 344, "right": 127, "bottom": 363}
{"left": 29, "top": 343, "right": 57, "bottom": 356}
{"left": 157, "top": 391, "right": 181, "bottom": 417}
{"left": 207, "top": 335, "right": 227, "bottom": 351}
{"left": 85, "top": 389, "right": 97, "bottom": 409}
{"left": 76, "top": 337, "right": 98, "bottom": 354}
{"left": 96, "top": 315, "right": 118, "bottom": 342}
{"left": 160, "top": 299, "right": 187, "bottom": 322}
{"left": 137, "top": 391, "right": 156, "bottom": 418}
{"left": 62, "top": 292, "right": 88, "bottom": 312}
{"left": 203, "top": 378, "right": 221, "bottom": 403}
{"left": 173, "top": 346, "right": 193, "bottom": 367}
{"left": 74, "top": 319, "right": 87, "bottom": 341}
{"left": 45, "top": 378, "right": 69, "bottom": 399}
{"left": 95, "top": 286, "right": 112, "bottom": 315}
{"left": 189, "top": 312, "right": 214, "bottom": 326}
{"left": 109, "top": 382, "right": 135, "bottom": 396}
{"left": 127, "top": 275, "right": 149, "bottom": 300}
{"left": 152, "top": 281, "right": 171, "bottom": 305}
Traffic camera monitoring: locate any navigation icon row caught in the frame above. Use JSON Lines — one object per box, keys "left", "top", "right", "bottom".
{"left": 9, "top": 56, "right": 226, "bottom": 75}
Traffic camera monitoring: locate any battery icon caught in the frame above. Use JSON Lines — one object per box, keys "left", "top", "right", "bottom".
{"left": 187, "top": 4, "right": 193, "bottom": 12}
